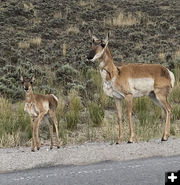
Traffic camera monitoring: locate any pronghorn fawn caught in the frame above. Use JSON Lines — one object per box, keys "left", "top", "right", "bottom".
{"left": 87, "top": 31, "right": 175, "bottom": 143}
{"left": 20, "top": 74, "right": 60, "bottom": 151}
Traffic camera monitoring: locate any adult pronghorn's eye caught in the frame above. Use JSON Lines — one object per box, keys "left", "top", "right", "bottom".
{"left": 101, "top": 43, "right": 105, "bottom": 48}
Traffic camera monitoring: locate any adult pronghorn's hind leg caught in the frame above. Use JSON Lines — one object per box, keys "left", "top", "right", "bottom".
{"left": 125, "top": 94, "right": 134, "bottom": 143}
{"left": 115, "top": 98, "right": 123, "bottom": 144}
{"left": 149, "top": 87, "right": 171, "bottom": 141}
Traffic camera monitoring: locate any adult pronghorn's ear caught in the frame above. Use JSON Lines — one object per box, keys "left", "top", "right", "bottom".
{"left": 104, "top": 32, "right": 110, "bottom": 44}
{"left": 89, "top": 29, "right": 98, "bottom": 42}
{"left": 103, "top": 31, "right": 110, "bottom": 49}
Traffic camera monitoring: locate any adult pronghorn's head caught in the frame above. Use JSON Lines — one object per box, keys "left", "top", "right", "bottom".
{"left": 87, "top": 30, "right": 109, "bottom": 62}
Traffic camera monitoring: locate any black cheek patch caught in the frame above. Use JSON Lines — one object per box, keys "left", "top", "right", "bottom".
{"left": 87, "top": 50, "right": 96, "bottom": 60}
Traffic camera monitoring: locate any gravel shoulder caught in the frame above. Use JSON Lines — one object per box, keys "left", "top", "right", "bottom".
{"left": 1, "top": 138, "right": 180, "bottom": 173}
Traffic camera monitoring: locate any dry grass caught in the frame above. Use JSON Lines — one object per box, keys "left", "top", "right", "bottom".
{"left": 23, "top": 3, "right": 34, "bottom": 11}
{"left": 62, "top": 42, "right": 67, "bottom": 57}
{"left": 67, "top": 25, "right": 80, "bottom": 35}
{"left": 54, "top": 11, "right": 63, "bottom": 19}
{"left": 79, "top": 0, "right": 96, "bottom": 8}
{"left": 18, "top": 37, "right": 41, "bottom": 49}
{"left": 158, "top": 52, "right": 165, "bottom": 61}
{"left": 29, "top": 37, "right": 42, "bottom": 47}
{"left": 104, "top": 12, "right": 141, "bottom": 27}
{"left": 18, "top": 41, "right": 30, "bottom": 49}
{"left": 174, "top": 49, "right": 180, "bottom": 60}
{"left": 30, "top": 17, "right": 41, "bottom": 25}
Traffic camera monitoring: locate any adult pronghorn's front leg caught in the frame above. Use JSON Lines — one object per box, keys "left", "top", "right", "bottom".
{"left": 115, "top": 98, "right": 123, "bottom": 144}
{"left": 35, "top": 111, "right": 47, "bottom": 150}
{"left": 125, "top": 94, "right": 134, "bottom": 143}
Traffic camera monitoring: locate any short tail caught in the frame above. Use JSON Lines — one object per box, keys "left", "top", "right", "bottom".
{"left": 167, "top": 69, "right": 175, "bottom": 88}
{"left": 51, "top": 94, "right": 58, "bottom": 103}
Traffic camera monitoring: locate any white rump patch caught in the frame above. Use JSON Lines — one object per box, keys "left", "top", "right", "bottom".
{"left": 51, "top": 94, "right": 58, "bottom": 102}
{"left": 167, "top": 69, "right": 175, "bottom": 87}
{"left": 128, "top": 78, "right": 154, "bottom": 97}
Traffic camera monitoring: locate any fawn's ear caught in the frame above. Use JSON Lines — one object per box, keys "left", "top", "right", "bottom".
{"left": 19, "top": 69, "right": 24, "bottom": 82}
{"left": 31, "top": 76, "right": 35, "bottom": 84}
{"left": 30, "top": 69, "right": 37, "bottom": 84}
{"left": 20, "top": 76, "right": 24, "bottom": 82}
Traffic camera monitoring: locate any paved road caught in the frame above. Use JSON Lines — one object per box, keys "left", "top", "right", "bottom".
{"left": 1, "top": 155, "right": 180, "bottom": 185}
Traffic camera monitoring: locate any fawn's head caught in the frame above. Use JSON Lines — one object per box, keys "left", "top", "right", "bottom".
{"left": 20, "top": 76, "right": 35, "bottom": 93}
{"left": 87, "top": 30, "right": 109, "bottom": 62}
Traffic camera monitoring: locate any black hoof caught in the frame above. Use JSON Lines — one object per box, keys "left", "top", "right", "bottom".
{"left": 127, "top": 141, "right": 133, "bottom": 144}
{"left": 57, "top": 146, "right": 60, "bottom": 149}
{"left": 31, "top": 149, "right": 35, "bottom": 152}
{"left": 161, "top": 138, "right": 168, "bottom": 142}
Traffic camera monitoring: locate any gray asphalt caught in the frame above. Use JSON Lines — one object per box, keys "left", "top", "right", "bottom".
{"left": 1, "top": 155, "right": 180, "bottom": 185}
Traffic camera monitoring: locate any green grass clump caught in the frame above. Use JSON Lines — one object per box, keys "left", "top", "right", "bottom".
{"left": 65, "top": 111, "right": 79, "bottom": 130}
{"left": 171, "top": 104, "right": 180, "bottom": 121}
{"left": 55, "top": 64, "right": 79, "bottom": 85}
{"left": 88, "top": 101, "right": 104, "bottom": 127}
{"left": 65, "top": 90, "right": 82, "bottom": 130}
{"left": 0, "top": 97, "right": 31, "bottom": 147}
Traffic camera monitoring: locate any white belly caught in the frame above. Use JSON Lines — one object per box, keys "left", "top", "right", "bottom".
{"left": 128, "top": 78, "right": 154, "bottom": 97}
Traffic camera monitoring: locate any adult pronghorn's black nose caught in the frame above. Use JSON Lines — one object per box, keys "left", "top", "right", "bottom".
{"left": 87, "top": 50, "right": 95, "bottom": 60}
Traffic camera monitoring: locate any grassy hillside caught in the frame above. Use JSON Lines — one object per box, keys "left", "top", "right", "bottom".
{"left": 0, "top": 0, "right": 179, "bottom": 147}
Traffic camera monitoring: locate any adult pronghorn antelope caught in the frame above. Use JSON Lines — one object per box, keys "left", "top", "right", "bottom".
{"left": 87, "top": 31, "right": 175, "bottom": 143}
{"left": 20, "top": 73, "right": 60, "bottom": 151}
